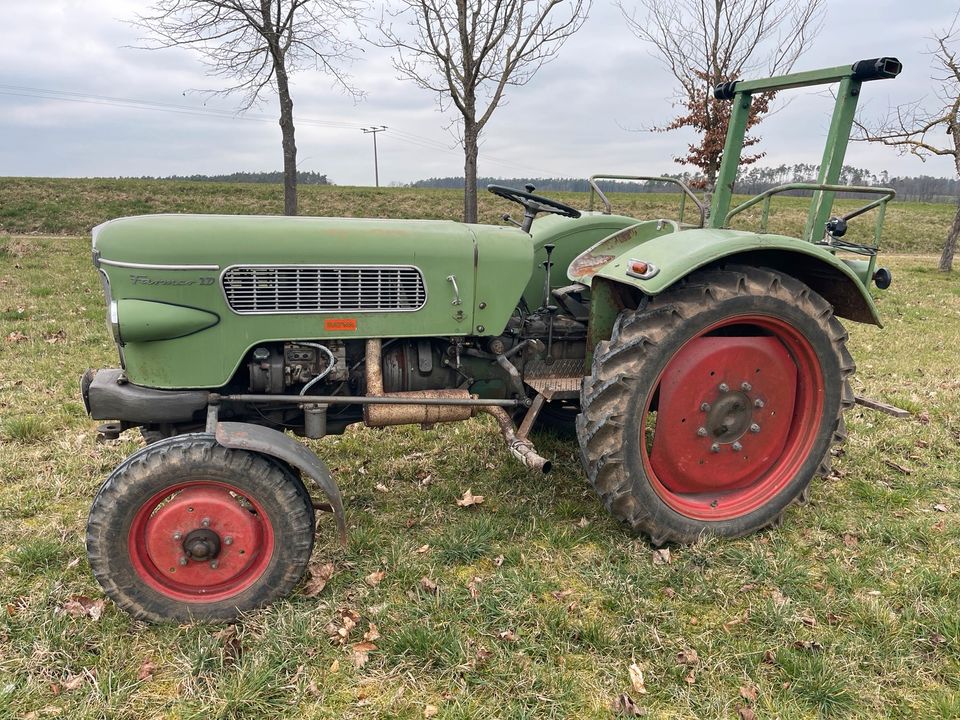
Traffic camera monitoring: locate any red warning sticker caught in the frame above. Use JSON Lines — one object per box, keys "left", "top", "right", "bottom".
{"left": 324, "top": 318, "right": 357, "bottom": 332}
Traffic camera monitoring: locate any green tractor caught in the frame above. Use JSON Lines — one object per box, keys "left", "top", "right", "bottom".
{"left": 82, "top": 58, "right": 901, "bottom": 621}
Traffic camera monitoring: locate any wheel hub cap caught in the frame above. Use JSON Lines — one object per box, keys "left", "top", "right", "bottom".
{"left": 650, "top": 336, "right": 798, "bottom": 494}
{"left": 130, "top": 483, "right": 273, "bottom": 600}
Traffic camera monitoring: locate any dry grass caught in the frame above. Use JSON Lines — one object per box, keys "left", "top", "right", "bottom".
{"left": 0, "top": 176, "right": 955, "bottom": 256}
{"left": 0, "top": 229, "right": 958, "bottom": 719}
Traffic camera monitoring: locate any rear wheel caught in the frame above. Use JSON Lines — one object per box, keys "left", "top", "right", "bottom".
{"left": 577, "top": 267, "right": 854, "bottom": 544}
{"left": 87, "top": 434, "right": 315, "bottom": 621}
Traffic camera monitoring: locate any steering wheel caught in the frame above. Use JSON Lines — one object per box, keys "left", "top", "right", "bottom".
{"left": 487, "top": 184, "right": 580, "bottom": 232}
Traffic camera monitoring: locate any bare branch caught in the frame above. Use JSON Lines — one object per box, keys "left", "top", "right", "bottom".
{"left": 616, "top": 0, "right": 824, "bottom": 186}
{"left": 375, "top": 0, "right": 590, "bottom": 222}
{"left": 132, "top": 0, "right": 366, "bottom": 215}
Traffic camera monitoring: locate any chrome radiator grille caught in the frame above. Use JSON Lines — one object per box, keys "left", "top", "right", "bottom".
{"left": 221, "top": 265, "right": 427, "bottom": 314}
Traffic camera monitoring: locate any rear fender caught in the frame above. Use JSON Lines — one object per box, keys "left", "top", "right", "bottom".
{"left": 214, "top": 422, "right": 347, "bottom": 545}
{"left": 575, "top": 226, "right": 881, "bottom": 328}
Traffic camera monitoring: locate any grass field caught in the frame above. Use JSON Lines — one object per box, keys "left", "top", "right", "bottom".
{"left": 0, "top": 176, "right": 955, "bottom": 256}
{"left": 0, "top": 184, "right": 958, "bottom": 718}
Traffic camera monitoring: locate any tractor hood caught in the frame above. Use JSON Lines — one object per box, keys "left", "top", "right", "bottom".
{"left": 93, "top": 214, "right": 533, "bottom": 388}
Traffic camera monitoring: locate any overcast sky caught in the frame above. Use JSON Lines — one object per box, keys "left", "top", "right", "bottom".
{"left": 2, "top": 0, "right": 957, "bottom": 186}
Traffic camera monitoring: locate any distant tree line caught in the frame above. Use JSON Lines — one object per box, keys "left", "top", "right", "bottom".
{"left": 409, "top": 166, "right": 959, "bottom": 203}
{"left": 133, "top": 170, "right": 332, "bottom": 185}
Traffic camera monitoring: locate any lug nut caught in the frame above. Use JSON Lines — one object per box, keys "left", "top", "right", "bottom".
{"left": 224, "top": 536, "right": 233, "bottom": 545}
{"left": 732, "top": 441, "right": 743, "bottom": 452}
{"left": 700, "top": 402, "right": 711, "bottom": 412}
{"left": 201, "top": 517, "right": 211, "bottom": 528}
{"left": 697, "top": 427, "right": 708, "bottom": 437}
{"left": 710, "top": 443, "right": 720, "bottom": 453}
{"left": 754, "top": 398, "right": 765, "bottom": 408}
{"left": 172, "top": 531, "right": 182, "bottom": 540}
{"left": 718, "top": 383, "right": 729, "bottom": 393}
{"left": 741, "top": 381, "right": 752, "bottom": 392}
{"left": 210, "top": 561, "right": 219, "bottom": 569}
{"left": 750, "top": 423, "right": 761, "bottom": 433}
{"left": 178, "top": 556, "right": 188, "bottom": 566}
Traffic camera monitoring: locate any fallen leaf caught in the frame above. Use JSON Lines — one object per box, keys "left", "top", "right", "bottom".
{"left": 628, "top": 662, "right": 647, "bottom": 694}
{"left": 365, "top": 570, "right": 386, "bottom": 587}
{"left": 44, "top": 330, "right": 66, "bottom": 344}
{"left": 684, "top": 670, "right": 696, "bottom": 684}
{"left": 329, "top": 659, "right": 341, "bottom": 673}
{"left": 374, "top": 482, "right": 389, "bottom": 492}
{"left": 739, "top": 684, "right": 758, "bottom": 702}
{"left": 493, "top": 555, "right": 505, "bottom": 567}
{"left": 929, "top": 632, "right": 946, "bottom": 646}
{"left": 723, "top": 610, "right": 750, "bottom": 631}
{"left": 762, "top": 649, "right": 777, "bottom": 664}
{"left": 662, "top": 587, "right": 676, "bottom": 599}
{"left": 62, "top": 674, "right": 86, "bottom": 691}
{"left": 5, "top": 331, "right": 28, "bottom": 343}
{"left": 738, "top": 583, "right": 757, "bottom": 593}
{"left": 918, "top": 411, "right": 930, "bottom": 424}
{"left": 216, "top": 624, "right": 243, "bottom": 664}
{"left": 842, "top": 533, "right": 859, "bottom": 548}
{"left": 467, "top": 576, "right": 482, "bottom": 599}
{"left": 303, "top": 562, "right": 335, "bottom": 597}
{"left": 420, "top": 577, "right": 439, "bottom": 595}
{"left": 577, "top": 516, "right": 590, "bottom": 528}
{"left": 799, "top": 614, "right": 816, "bottom": 627}
{"left": 498, "top": 629, "right": 518, "bottom": 642}
{"left": 933, "top": 503, "right": 949, "bottom": 513}
{"left": 60, "top": 595, "right": 106, "bottom": 620}
{"left": 792, "top": 640, "right": 824, "bottom": 653}
{"left": 424, "top": 704, "right": 439, "bottom": 718}
{"left": 136, "top": 659, "right": 157, "bottom": 682}
{"left": 415, "top": 544, "right": 431, "bottom": 554}
{"left": 652, "top": 548, "right": 671, "bottom": 566}
{"left": 550, "top": 589, "right": 574, "bottom": 601}
{"left": 689, "top": 616, "right": 698, "bottom": 625}
{"left": 771, "top": 589, "right": 790, "bottom": 607}
{"left": 351, "top": 641, "right": 377, "bottom": 668}
{"left": 363, "top": 623, "right": 380, "bottom": 642}
{"left": 675, "top": 648, "right": 699, "bottom": 665}
{"left": 325, "top": 608, "right": 360, "bottom": 645}
{"left": 475, "top": 646, "right": 493, "bottom": 664}
{"left": 611, "top": 692, "right": 645, "bottom": 716}
{"left": 456, "top": 489, "right": 484, "bottom": 507}
{"left": 737, "top": 707, "right": 756, "bottom": 720}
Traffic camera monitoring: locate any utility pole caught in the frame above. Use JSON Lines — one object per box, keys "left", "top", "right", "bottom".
{"left": 362, "top": 126, "right": 388, "bottom": 187}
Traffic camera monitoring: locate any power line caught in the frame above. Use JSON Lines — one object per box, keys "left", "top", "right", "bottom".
{"left": 0, "top": 83, "right": 562, "bottom": 177}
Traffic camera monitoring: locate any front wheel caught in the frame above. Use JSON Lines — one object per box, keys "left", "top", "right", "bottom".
{"left": 577, "top": 267, "right": 854, "bottom": 545}
{"left": 86, "top": 434, "right": 316, "bottom": 621}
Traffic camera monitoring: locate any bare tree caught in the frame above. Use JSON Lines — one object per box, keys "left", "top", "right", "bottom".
{"left": 134, "top": 0, "right": 363, "bottom": 215}
{"left": 377, "top": 0, "right": 590, "bottom": 223}
{"left": 855, "top": 15, "right": 960, "bottom": 272}
{"left": 619, "top": 0, "right": 824, "bottom": 190}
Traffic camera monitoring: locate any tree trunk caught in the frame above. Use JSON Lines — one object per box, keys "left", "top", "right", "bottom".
{"left": 463, "top": 119, "right": 479, "bottom": 224}
{"left": 275, "top": 64, "right": 298, "bottom": 216}
{"left": 940, "top": 198, "right": 960, "bottom": 272}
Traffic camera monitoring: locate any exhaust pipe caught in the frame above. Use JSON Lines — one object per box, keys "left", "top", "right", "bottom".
{"left": 478, "top": 406, "right": 552, "bottom": 474}
{"left": 363, "top": 339, "right": 552, "bottom": 474}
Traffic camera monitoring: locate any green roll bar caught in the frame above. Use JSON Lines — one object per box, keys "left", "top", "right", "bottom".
{"left": 709, "top": 57, "right": 901, "bottom": 240}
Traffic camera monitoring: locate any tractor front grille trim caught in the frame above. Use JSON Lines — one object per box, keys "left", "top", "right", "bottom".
{"left": 221, "top": 264, "right": 427, "bottom": 314}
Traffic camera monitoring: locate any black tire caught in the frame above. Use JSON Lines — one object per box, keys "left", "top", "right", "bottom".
{"left": 577, "top": 266, "right": 854, "bottom": 545}
{"left": 86, "top": 434, "right": 315, "bottom": 622}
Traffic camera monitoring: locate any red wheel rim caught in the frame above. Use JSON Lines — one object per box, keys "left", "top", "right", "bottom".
{"left": 643, "top": 314, "right": 825, "bottom": 521}
{"left": 128, "top": 481, "right": 275, "bottom": 602}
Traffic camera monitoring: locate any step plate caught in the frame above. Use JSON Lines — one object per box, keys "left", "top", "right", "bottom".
{"left": 524, "top": 359, "right": 585, "bottom": 401}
